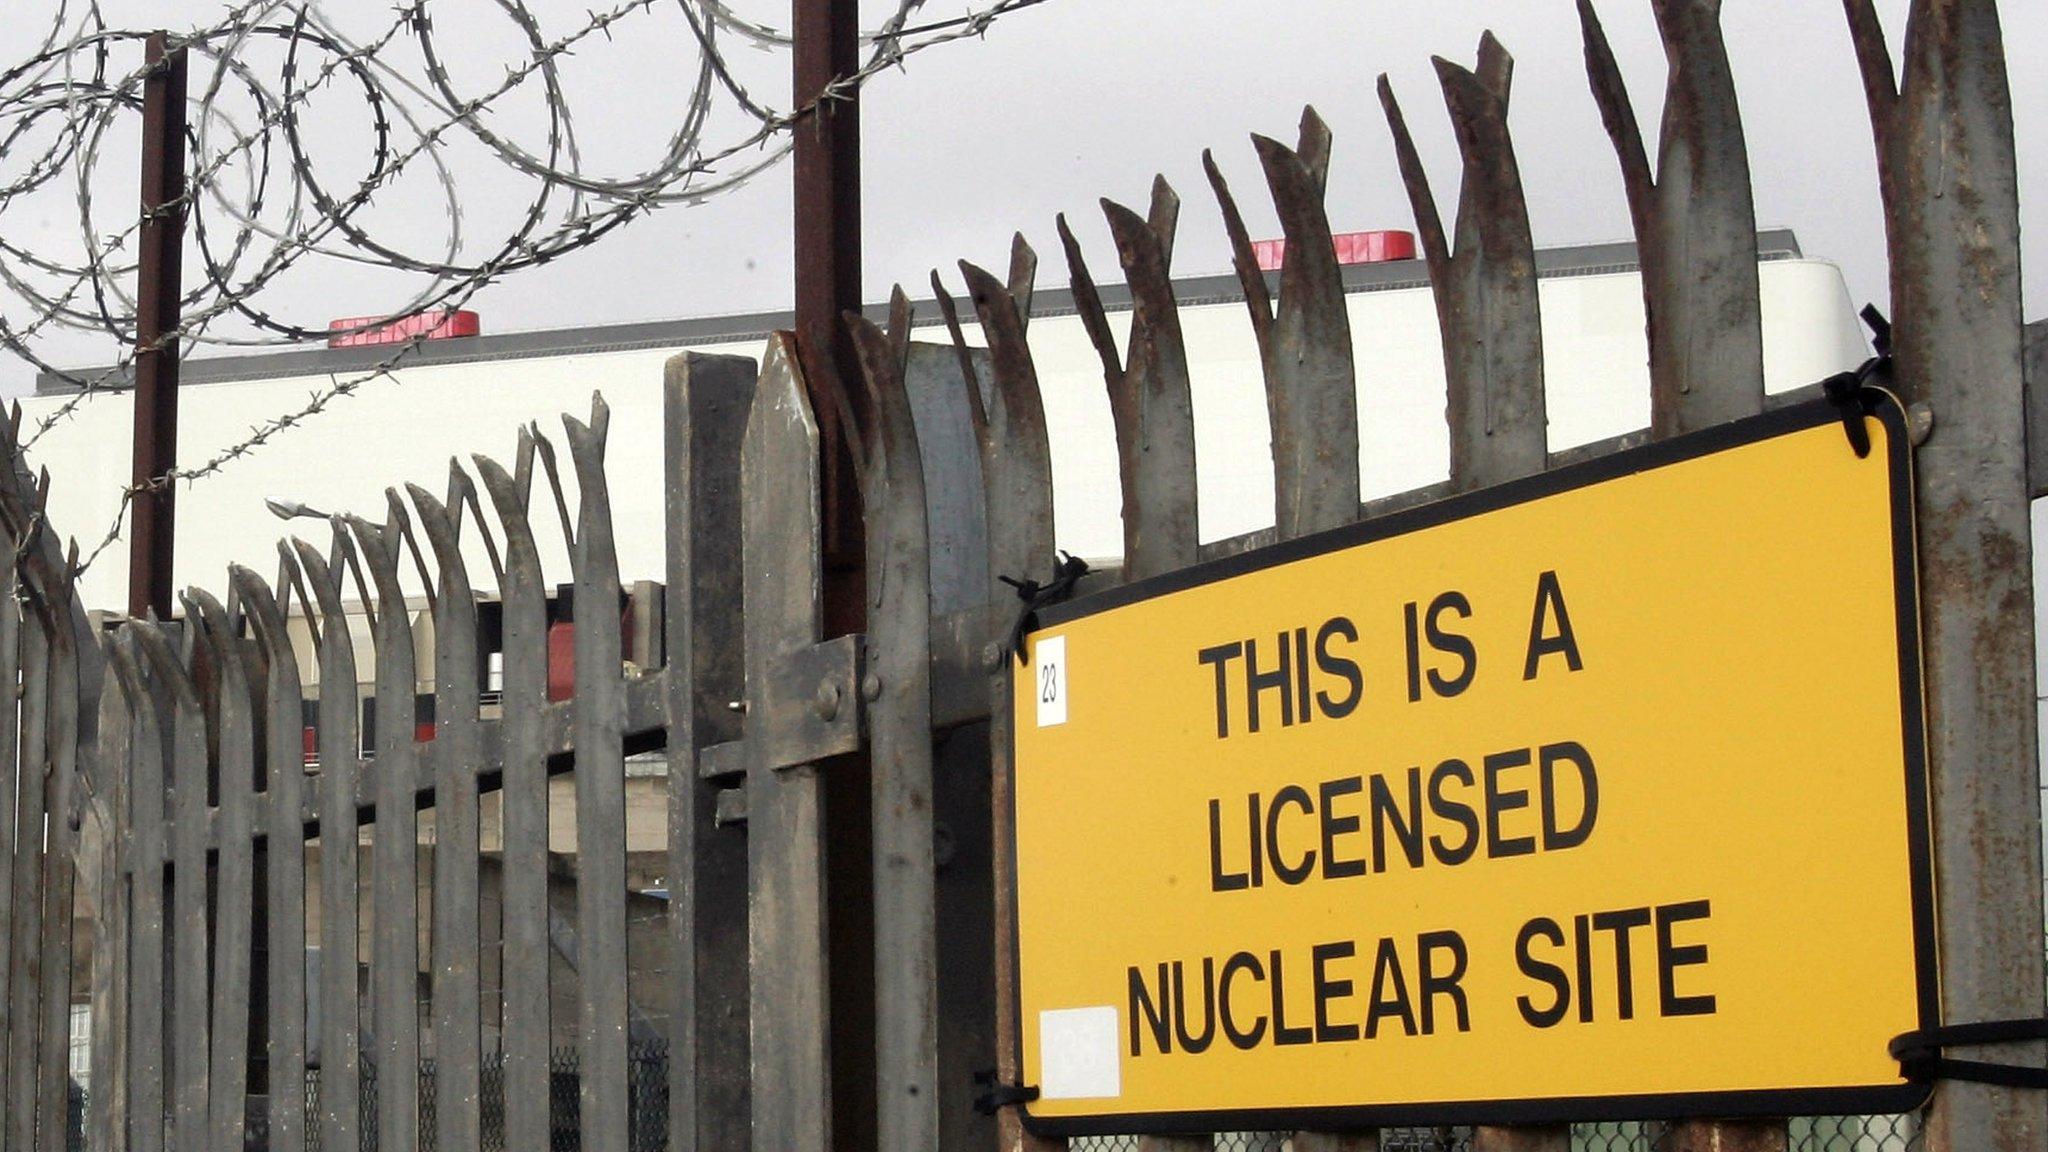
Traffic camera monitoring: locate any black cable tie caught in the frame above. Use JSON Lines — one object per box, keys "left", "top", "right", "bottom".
{"left": 1001, "top": 550, "right": 1091, "bottom": 666}
{"left": 1861, "top": 302, "right": 1893, "bottom": 358}
{"left": 1890, "top": 1017, "right": 2048, "bottom": 1090}
{"left": 971, "top": 1068, "right": 1041, "bottom": 1115}
{"left": 1820, "top": 369, "right": 1874, "bottom": 458}
{"left": 1819, "top": 304, "right": 1898, "bottom": 460}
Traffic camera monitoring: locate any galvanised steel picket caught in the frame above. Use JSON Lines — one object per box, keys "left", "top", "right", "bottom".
{"left": 0, "top": 3, "right": 2035, "bottom": 1151}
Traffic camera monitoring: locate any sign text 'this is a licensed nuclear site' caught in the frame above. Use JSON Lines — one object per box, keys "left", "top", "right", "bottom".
{"left": 1009, "top": 398, "right": 1935, "bottom": 1135}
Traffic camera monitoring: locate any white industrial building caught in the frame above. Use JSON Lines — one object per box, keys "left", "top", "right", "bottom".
{"left": 25, "top": 228, "right": 1867, "bottom": 613}
{"left": 29, "top": 228, "right": 1875, "bottom": 1055}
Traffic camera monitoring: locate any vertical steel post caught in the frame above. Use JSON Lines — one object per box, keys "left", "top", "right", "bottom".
{"left": 130, "top": 32, "right": 187, "bottom": 621}
{"left": 564, "top": 404, "right": 632, "bottom": 1152}
{"left": 1844, "top": 2, "right": 2047, "bottom": 1147}
{"left": 352, "top": 510, "right": 422, "bottom": 1152}
{"left": 659, "top": 356, "right": 754, "bottom": 1152}
{"left": 742, "top": 336, "right": 836, "bottom": 1152}
{"left": 293, "top": 538, "right": 361, "bottom": 1152}
{"left": 1577, "top": 6, "right": 1780, "bottom": 1145}
{"left": 842, "top": 310, "right": 940, "bottom": 1152}
{"left": 412, "top": 487, "right": 486, "bottom": 1152}
{"left": 793, "top": 3, "right": 876, "bottom": 1148}
{"left": 0, "top": 536, "right": 23, "bottom": 1152}
{"left": 235, "top": 566, "right": 307, "bottom": 1152}
{"left": 26, "top": 557, "right": 79, "bottom": 1152}
{"left": 794, "top": 0, "right": 866, "bottom": 620}
{"left": 937, "top": 249, "right": 1063, "bottom": 1152}
{"left": 1210, "top": 106, "right": 1371, "bottom": 1152}
{"left": 183, "top": 594, "right": 254, "bottom": 1152}
{"left": 1388, "top": 37, "right": 1568, "bottom": 1152}
{"left": 85, "top": 651, "right": 131, "bottom": 1152}
{"left": 109, "top": 635, "right": 162, "bottom": 1152}
{"left": 470, "top": 450, "right": 550, "bottom": 1152}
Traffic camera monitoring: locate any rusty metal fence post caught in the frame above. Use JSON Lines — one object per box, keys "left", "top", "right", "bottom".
{"left": 129, "top": 31, "right": 188, "bottom": 623}
{"left": 1846, "top": 3, "right": 2047, "bottom": 1149}
{"left": 1385, "top": 31, "right": 1558, "bottom": 1152}
{"left": 1581, "top": 6, "right": 1778, "bottom": 1146}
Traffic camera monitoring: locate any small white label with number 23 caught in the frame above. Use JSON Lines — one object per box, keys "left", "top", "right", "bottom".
{"left": 1035, "top": 634, "right": 1068, "bottom": 727}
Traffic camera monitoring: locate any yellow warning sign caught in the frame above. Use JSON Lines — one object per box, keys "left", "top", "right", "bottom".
{"left": 1011, "top": 398, "right": 1933, "bottom": 1133}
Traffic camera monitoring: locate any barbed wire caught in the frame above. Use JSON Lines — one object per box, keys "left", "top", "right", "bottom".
{"left": 0, "top": 0, "right": 1052, "bottom": 578}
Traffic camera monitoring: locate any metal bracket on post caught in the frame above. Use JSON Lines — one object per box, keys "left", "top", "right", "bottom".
{"left": 697, "top": 634, "right": 866, "bottom": 779}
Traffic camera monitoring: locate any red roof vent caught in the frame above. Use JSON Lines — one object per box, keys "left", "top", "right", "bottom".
{"left": 327, "top": 309, "right": 481, "bottom": 349}
{"left": 1251, "top": 230, "right": 1417, "bottom": 273}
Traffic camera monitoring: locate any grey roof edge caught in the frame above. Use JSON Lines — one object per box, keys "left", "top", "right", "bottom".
{"left": 35, "top": 228, "right": 1805, "bottom": 395}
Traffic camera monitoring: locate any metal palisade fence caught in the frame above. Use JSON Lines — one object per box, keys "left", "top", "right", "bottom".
{"left": 0, "top": 2, "right": 2036, "bottom": 1152}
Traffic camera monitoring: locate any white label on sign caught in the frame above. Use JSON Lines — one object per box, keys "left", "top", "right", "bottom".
{"left": 1039, "top": 1006, "right": 1120, "bottom": 1100}
{"left": 1035, "top": 634, "right": 1068, "bottom": 727}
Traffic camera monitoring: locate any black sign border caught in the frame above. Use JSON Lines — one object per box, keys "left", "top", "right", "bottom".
{"left": 1013, "top": 393, "right": 1938, "bottom": 1135}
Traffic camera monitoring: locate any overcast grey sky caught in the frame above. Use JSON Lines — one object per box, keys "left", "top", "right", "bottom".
{"left": 1, "top": 0, "right": 2041, "bottom": 386}
{"left": 847, "top": 0, "right": 2045, "bottom": 334}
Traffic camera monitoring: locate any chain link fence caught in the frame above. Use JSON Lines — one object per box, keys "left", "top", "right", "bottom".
{"left": 72, "top": 1054, "right": 1919, "bottom": 1152}
{"left": 286, "top": 1041, "right": 671, "bottom": 1152}
{"left": 1069, "top": 1116, "right": 1921, "bottom": 1152}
